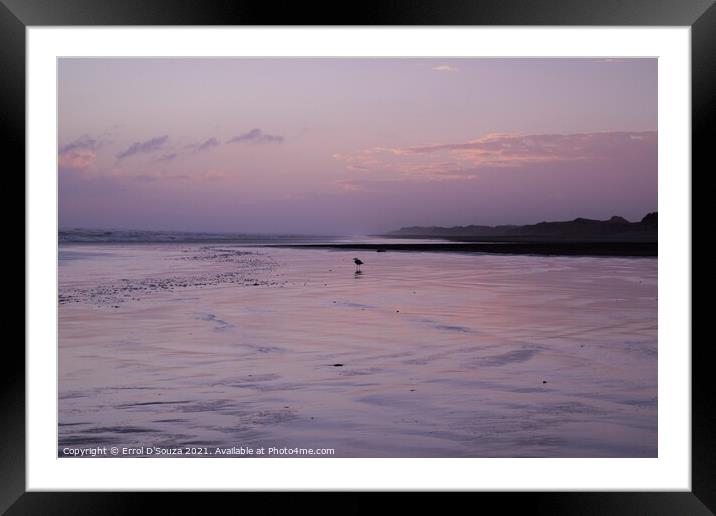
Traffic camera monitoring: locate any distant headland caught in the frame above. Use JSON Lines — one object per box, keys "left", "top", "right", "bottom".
{"left": 385, "top": 212, "right": 657, "bottom": 243}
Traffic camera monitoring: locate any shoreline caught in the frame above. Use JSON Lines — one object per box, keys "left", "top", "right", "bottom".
{"left": 269, "top": 242, "right": 657, "bottom": 257}
{"left": 58, "top": 240, "right": 658, "bottom": 257}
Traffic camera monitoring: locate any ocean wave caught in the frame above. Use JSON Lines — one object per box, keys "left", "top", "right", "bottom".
{"left": 59, "top": 228, "right": 337, "bottom": 244}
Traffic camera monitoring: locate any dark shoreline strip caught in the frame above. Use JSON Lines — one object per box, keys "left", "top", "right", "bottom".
{"left": 269, "top": 242, "right": 657, "bottom": 257}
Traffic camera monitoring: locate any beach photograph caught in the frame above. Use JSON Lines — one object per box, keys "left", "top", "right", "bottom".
{"left": 58, "top": 57, "right": 657, "bottom": 458}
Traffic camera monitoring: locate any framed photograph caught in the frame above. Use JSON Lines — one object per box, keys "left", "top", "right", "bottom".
{"left": 8, "top": 0, "right": 711, "bottom": 511}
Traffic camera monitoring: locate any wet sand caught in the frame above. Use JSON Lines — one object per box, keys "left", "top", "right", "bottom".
{"left": 277, "top": 241, "right": 657, "bottom": 257}
{"left": 59, "top": 244, "right": 657, "bottom": 457}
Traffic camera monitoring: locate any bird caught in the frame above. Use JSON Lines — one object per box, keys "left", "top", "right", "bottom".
{"left": 353, "top": 257, "right": 364, "bottom": 272}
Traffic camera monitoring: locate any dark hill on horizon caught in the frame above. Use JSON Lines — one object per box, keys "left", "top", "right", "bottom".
{"left": 386, "top": 212, "right": 657, "bottom": 243}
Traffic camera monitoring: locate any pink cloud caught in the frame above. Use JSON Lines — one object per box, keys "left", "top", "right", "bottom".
{"left": 58, "top": 149, "right": 96, "bottom": 170}
{"left": 334, "top": 131, "right": 657, "bottom": 180}
{"left": 398, "top": 131, "right": 656, "bottom": 161}
{"left": 58, "top": 134, "right": 105, "bottom": 171}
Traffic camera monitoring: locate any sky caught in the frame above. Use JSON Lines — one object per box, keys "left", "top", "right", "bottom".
{"left": 58, "top": 58, "right": 657, "bottom": 234}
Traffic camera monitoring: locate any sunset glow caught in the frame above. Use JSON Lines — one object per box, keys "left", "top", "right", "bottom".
{"left": 59, "top": 58, "right": 656, "bottom": 233}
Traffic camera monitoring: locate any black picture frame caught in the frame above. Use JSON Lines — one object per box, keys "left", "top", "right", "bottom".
{"left": 6, "top": 0, "right": 711, "bottom": 512}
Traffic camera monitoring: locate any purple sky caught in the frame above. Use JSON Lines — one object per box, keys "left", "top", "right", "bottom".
{"left": 58, "top": 58, "right": 657, "bottom": 234}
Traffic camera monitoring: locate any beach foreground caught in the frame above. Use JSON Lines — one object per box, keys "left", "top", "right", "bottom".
{"left": 59, "top": 243, "right": 657, "bottom": 457}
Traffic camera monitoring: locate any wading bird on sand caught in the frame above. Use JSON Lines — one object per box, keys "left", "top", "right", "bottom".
{"left": 353, "top": 257, "right": 364, "bottom": 272}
